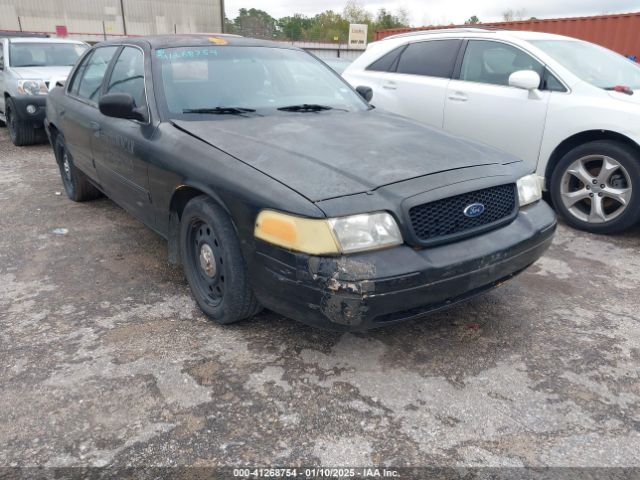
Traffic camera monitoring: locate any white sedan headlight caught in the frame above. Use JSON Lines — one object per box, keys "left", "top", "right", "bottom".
{"left": 255, "top": 210, "right": 403, "bottom": 255}
{"left": 517, "top": 174, "right": 543, "bottom": 207}
{"left": 17, "top": 79, "right": 48, "bottom": 96}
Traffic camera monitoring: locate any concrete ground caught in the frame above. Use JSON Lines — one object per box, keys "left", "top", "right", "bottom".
{"left": 1, "top": 128, "right": 639, "bottom": 470}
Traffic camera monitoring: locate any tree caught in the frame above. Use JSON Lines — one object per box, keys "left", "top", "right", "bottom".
{"left": 307, "top": 10, "right": 349, "bottom": 42}
{"left": 465, "top": 15, "right": 480, "bottom": 25}
{"left": 233, "top": 8, "right": 278, "bottom": 38}
{"left": 223, "top": 16, "right": 236, "bottom": 34}
{"left": 374, "top": 8, "right": 407, "bottom": 30}
{"left": 502, "top": 8, "right": 527, "bottom": 22}
{"left": 343, "top": 0, "right": 371, "bottom": 24}
{"left": 395, "top": 7, "right": 410, "bottom": 27}
{"left": 277, "top": 14, "right": 313, "bottom": 41}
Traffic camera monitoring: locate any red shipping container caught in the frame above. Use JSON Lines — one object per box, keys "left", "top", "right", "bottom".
{"left": 374, "top": 12, "right": 640, "bottom": 58}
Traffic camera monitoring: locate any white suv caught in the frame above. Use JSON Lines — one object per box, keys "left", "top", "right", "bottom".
{"left": 0, "top": 36, "right": 88, "bottom": 146}
{"left": 344, "top": 28, "right": 640, "bottom": 233}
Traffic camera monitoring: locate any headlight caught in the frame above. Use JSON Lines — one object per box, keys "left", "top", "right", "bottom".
{"left": 17, "top": 79, "right": 48, "bottom": 96}
{"left": 255, "top": 210, "right": 403, "bottom": 255}
{"left": 328, "top": 212, "right": 402, "bottom": 253}
{"left": 517, "top": 174, "right": 543, "bottom": 207}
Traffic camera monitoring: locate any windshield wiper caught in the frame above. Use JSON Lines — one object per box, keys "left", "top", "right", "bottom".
{"left": 182, "top": 107, "right": 257, "bottom": 114}
{"left": 604, "top": 85, "right": 634, "bottom": 95}
{"left": 277, "top": 104, "right": 334, "bottom": 112}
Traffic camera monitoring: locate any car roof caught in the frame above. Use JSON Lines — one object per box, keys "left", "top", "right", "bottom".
{"left": 95, "top": 34, "right": 298, "bottom": 50}
{"left": 383, "top": 28, "right": 577, "bottom": 43}
{"left": 7, "top": 37, "right": 86, "bottom": 44}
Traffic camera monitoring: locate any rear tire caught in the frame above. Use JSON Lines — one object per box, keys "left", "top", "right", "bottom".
{"left": 180, "top": 196, "right": 261, "bottom": 324}
{"left": 550, "top": 140, "right": 640, "bottom": 234}
{"left": 54, "top": 134, "right": 102, "bottom": 202}
{"left": 6, "top": 97, "right": 38, "bottom": 146}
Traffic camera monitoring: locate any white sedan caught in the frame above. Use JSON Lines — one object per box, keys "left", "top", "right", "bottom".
{"left": 344, "top": 28, "right": 640, "bottom": 233}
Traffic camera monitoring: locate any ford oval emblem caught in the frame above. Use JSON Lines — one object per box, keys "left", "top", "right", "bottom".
{"left": 463, "top": 203, "right": 485, "bottom": 218}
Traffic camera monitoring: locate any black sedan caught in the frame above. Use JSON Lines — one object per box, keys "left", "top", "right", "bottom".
{"left": 45, "top": 35, "right": 556, "bottom": 331}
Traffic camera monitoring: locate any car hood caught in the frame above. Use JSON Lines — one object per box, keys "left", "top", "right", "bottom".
{"left": 172, "top": 110, "right": 520, "bottom": 202}
{"left": 11, "top": 66, "right": 72, "bottom": 87}
{"left": 607, "top": 89, "right": 640, "bottom": 105}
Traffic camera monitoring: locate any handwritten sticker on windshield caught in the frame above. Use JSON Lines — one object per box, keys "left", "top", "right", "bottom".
{"left": 156, "top": 48, "right": 219, "bottom": 61}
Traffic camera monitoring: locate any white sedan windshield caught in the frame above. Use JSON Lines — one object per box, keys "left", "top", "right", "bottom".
{"left": 532, "top": 40, "right": 640, "bottom": 90}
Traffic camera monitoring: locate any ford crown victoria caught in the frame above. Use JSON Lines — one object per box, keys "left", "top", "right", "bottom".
{"left": 45, "top": 35, "right": 556, "bottom": 330}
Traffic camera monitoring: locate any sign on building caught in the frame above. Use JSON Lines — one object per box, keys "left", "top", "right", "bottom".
{"left": 348, "top": 23, "right": 368, "bottom": 49}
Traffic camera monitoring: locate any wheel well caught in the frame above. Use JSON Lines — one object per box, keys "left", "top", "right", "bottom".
{"left": 48, "top": 122, "right": 60, "bottom": 145}
{"left": 545, "top": 130, "right": 640, "bottom": 188}
{"left": 170, "top": 186, "right": 206, "bottom": 220}
{"left": 167, "top": 186, "right": 207, "bottom": 265}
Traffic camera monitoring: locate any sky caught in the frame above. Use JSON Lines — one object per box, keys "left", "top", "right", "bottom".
{"left": 223, "top": 0, "right": 640, "bottom": 26}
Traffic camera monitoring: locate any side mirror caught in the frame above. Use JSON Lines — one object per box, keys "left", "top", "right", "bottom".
{"left": 509, "top": 70, "right": 541, "bottom": 91}
{"left": 99, "top": 93, "right": 147, "bottom": 122}
{"left": 356, "top": 85, "right": 373, "bottom": 102}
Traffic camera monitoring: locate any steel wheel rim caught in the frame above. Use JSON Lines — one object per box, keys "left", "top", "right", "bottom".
{"left": 560, "top": 155, "right": 632, "bottom": 224}
{"left": 62, "top": 152, "right": 72, "bottom": 181}
{"left": 59, "top": 148, "right": 74, "bottom": 194}
{"left": 187, "top": 219, "right": 225, "bottom": 307}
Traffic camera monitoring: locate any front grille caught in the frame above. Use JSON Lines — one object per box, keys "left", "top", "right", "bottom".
{"left": 409, "top": 183, "right": 517, "bottom": 244}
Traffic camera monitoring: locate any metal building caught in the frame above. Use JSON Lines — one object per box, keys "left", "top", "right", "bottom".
{"left": 0, "top": 0, "right": 224, "bottom": 42}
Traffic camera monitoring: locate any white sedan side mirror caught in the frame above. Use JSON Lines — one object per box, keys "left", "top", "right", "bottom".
{"left": 509, "top": 70, "right": 541, "bottom": 91}
{"left": 509, "top": 70, "right": 543, "bottom": 100}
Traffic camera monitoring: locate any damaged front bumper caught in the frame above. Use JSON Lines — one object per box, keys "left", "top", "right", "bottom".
{"left": 250, "top": 200, "right": 557, "bottom": 331}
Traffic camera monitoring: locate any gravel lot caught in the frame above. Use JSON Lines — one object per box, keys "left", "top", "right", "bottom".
{"left": 1, "top": 128, "right": 640, "bottom": 470}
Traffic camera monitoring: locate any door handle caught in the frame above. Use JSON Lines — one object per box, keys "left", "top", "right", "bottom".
{"left": 448, "top": 92, "right": 468, "bottom": 102}
{"left": 89, "top": 121, "right": 101, "bottom": 131}
{"left": 59, "top": 108, "right": 65, "bottom": 117}
{"left": 382, "top": 81, "right": 397, "bottom": 90}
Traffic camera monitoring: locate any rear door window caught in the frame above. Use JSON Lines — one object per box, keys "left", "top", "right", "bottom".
{"left": 395, "top": 40, "right": 462, "bottom": 78}
{"left": 366, "top": 46, "right": 405, "bottom": 72}
{"left": 74, "top": 46, "right": 118, "bottom": 103}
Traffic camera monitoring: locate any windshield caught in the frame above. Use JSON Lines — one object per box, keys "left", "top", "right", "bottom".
{"left": 9, "top": 42, "right": 87, "bottom": 68}
{"left": 531, "top": 39, "right": 640, "bottom": 90}
{"left": 153, "top": 46, "right": 368, "bottom": 118}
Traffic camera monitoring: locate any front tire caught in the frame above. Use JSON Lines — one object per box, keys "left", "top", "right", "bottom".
{"left": 180, "top": 196, "right": 261, "bottom": 324}
{"left": 6, "top": 97, "right": 38, "bottom": 146}
{"left": 54, "top": 135, "right": 102, "bottom": 202}
{"left": 550, "top": 140, "right": 640, "bottom": 234}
